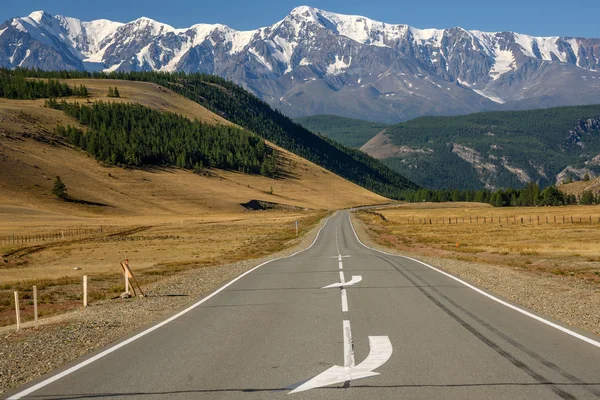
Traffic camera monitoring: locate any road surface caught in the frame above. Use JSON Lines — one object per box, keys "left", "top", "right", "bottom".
{"left": 7, "top": 211, "right": 600, "bottom": 399}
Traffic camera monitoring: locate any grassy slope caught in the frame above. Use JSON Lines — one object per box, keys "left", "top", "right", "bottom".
{"left": 365, "top": 105, "right": 600, "bottom": 190}
{"left": 22, "top": 70, "right": 418, "bottom": 197}
{"left": 0, "top": 80, "right": 387, "bottom": 221}
{"left": 559, "top": 177, "right": 600, "bottom": 196}
{"left": 294, "top": 114, "right": 388, "bottom": 148}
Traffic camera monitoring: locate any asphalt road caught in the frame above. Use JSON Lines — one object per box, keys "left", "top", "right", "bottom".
{"left": 7, "top": 211, "right": 600, "bottom": 399}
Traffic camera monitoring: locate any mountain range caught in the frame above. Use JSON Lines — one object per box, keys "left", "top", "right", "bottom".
{"left": 1, "top": 6, "right": 599, "bottom": 123}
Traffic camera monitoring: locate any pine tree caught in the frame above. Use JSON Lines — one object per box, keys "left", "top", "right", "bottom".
{"left": 52, "top": 176, "right": 68, "bottom": 200}
{"left": 580, "top": 190, "right": 594, "bottom": 205}
{"left": 107, "top": 87, "right": 114, "bottom": 97}
{"left": 113, "top": 87, "right": 120, "bottom": 98}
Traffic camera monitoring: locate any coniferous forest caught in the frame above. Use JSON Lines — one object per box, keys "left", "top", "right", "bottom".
{"left": 46, "top": 99, "right": 274, "bottom": 175}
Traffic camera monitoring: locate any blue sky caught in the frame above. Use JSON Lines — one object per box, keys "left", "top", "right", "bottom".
{"left": 2, "top": 0, "right": 599, "bottom": 38}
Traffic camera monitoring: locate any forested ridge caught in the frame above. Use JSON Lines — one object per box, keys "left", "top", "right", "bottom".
{"left": 379, "top": 105, "right": 600, "bottom": 190}
{"left": 45, "top": 99, "right": 275, "bottom": 175}
{"left": 294, "top": 115, "right": 388, "bottom": 148}
{"left": 4, "top": 68, "right": 419, "bottom": 197}
{"left": 0, "top": 69, "right": 88, "bottom": 99}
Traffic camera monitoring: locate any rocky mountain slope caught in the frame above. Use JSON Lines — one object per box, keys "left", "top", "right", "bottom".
{"left": 360, "top": 105, "right": 600, "bottom": 189}
{"left": 1, "top": 7, "right": 599, "bottom": 122}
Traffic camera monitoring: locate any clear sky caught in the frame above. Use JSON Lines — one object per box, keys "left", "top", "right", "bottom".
{"left": 2, "top": 0, "right": 599, "bottom": 38}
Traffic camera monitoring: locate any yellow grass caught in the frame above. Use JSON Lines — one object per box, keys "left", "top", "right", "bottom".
{"left": 357, "top": 203, "right": 600, "bottom": 284}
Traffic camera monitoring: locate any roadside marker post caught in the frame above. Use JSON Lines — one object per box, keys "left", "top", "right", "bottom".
{"left": 14, "top": 291, "right": 20, "bottom": 331}
{"left": 83, "top": 276, "right": 88, "bottom": 308}
{"left": 33, "top": 286, "right": 38, "bottom": 329}
{"left": 295, "top": 220, "right": 299, "bottom": 237}
{"left": 125, "top": 271, "right": 130, "bottom": 294}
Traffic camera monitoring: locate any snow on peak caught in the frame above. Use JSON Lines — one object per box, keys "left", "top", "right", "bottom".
{"left": 131, "top": 16, "right": 175, "bottom": 35}
{"left": 489, "top": 47, "right": 516, "bottom": 80}
{"left": 27, "top": 11, "right": 48, "bottom": 24}
{"left": 290, "top": 6, "right": 319, "bottom": 18}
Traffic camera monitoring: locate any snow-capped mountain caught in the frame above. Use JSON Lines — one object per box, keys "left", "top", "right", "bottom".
{"left": 1, "top": 6, "right": 599, "bottom": 122}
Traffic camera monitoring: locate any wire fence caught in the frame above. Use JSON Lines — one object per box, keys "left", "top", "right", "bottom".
{"left": 402, "top": 215, "right": 600, "bottom": 225}
{"left": 0, "top": 227, "right": 105, "bottom": 247}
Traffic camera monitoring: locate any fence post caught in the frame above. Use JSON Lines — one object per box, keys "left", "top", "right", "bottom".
{"left": 33, "top": 286, "right": 38, "bottom": 329}
{"left": 537, "top": 216, "right": 540, "bottom": 225}
{"left": 83, "top": 276, "right": 88, "bottom": 308}
{"left": 14, "top": 292, "right": 20, "bottom": 331}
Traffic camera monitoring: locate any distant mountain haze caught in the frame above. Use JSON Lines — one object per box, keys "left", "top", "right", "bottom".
{"left": 1, "top": 6, "right": 599, "bottom": 122}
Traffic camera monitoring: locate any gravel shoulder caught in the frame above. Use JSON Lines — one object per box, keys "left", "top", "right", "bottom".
{"left": 350, "top": 213, "right": 600, "bottom": 338}
{"left": 0, "top": 214, "right": 330, "bottom": 394}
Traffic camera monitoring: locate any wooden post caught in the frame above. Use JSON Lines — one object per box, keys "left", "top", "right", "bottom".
{"left": 546, "top": 216, "right": 548, "bottom": 224}
{"left": 125, "top": 271, "right": 129, "bottom": 294}
{"left": 470, "top": 215, "right": 472, "bottom": 223}
{"left": 83, "top": 276, "right": 88, "bottom": 308}
{"left": 14, "top": 292, "right": 20, "bottom": 331}
{"left": 571, "top": 216, "right": 573, "bottom": 223}
{"left": 476, "top": 216, "right": 479, "bottom": 223}
{"left": 554, "top": 216, "right": 556, "bottom": 223}
{"left": 537, "top": 216, "right": 540, "bottom": 224}
{"left": 33, "top": 286, "right": 38, "bottom": 329}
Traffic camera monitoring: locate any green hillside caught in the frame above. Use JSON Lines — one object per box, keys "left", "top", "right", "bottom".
{"left": 294, "top": 115, "right": 388, "bottom": 148}
{"left": 367, "top": 105, "right": 600, "bottom": 190}
{"left": 8, "top": 69, "right": 418, "bottom": 198}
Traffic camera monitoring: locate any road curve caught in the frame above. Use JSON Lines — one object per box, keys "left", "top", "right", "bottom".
{"left": 7, "top": 211, "right": 600, "bottom": 399}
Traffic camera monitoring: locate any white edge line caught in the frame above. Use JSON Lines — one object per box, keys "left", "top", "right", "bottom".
{"left": 347, "top": 212, "right": 600, "bottom": 349}
{"left": 8, "top": 217, "right": 332, "bottom": 399}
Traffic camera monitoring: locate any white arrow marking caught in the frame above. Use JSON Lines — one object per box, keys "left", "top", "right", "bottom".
{"left": 289, "top": 336, "right": 393, "bottom": 394}
{"left": 321, "top": 275, "right": 362, "bottom": 289}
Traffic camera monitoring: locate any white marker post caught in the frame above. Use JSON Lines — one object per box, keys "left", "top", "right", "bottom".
{"left": 125, "top": 271, "right": 129, "bottom": 295}
{"left": 295, "top": 220, "right": 299, "bottom": 237}
{"left": 14, "top": 291, "right": 20, "bottom": 331}
{"left": 33, "top": 286, "right": 38, "bottom": 329}
{"left": 83, "top": 276, "right": 88, "bottom": 308}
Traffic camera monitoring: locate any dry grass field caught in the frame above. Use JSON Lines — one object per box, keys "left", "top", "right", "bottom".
{"left": 357, "top": 202, "right": 600, "bottom": 284}
{"left": 0, "top": 78, "right": 387, "bottom": 326}
{"left": 0, "top": 211, "right": 326, "bottom": 326}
